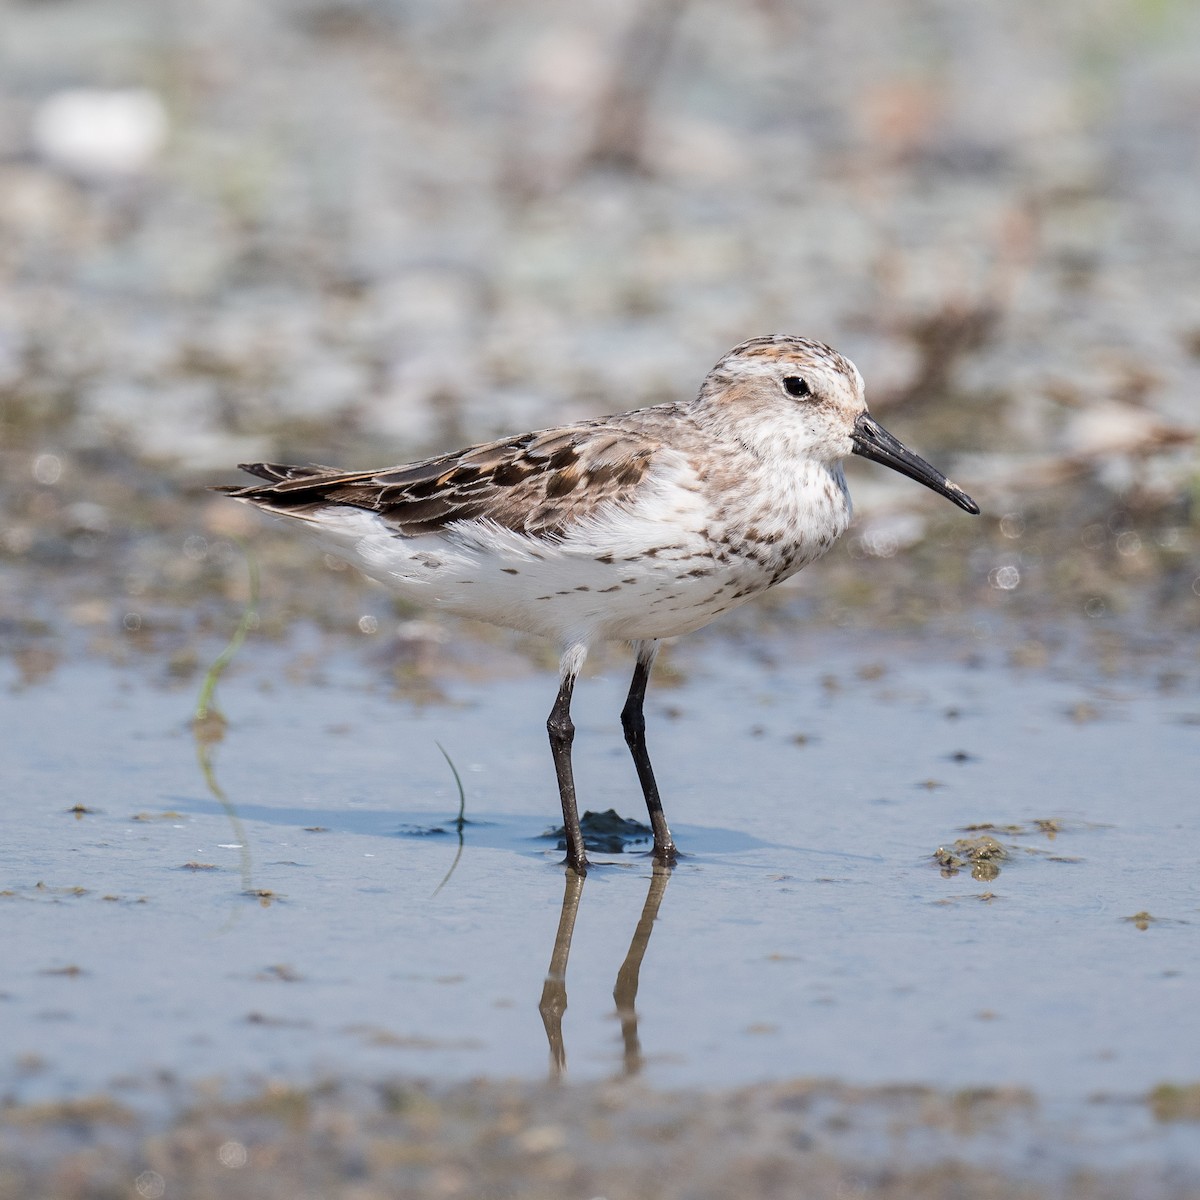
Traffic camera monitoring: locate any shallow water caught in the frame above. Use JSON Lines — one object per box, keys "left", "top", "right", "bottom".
{"left": 2, "top": 628, "right": 1198, "bottom": 1123}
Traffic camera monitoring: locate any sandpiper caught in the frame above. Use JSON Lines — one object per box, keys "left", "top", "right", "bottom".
{"left": 217, "top": 335, "right": 978, "bottom": 871}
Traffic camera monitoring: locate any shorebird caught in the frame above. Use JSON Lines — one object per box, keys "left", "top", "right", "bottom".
{"left": 217, "top": 335, "right": 978, "bottom": 871}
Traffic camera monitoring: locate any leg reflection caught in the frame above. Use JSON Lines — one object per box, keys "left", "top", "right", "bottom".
{"left": 538, "top": 866, "right": 585, "bottom": 1080}
{"left": 612, "top": 862, "right": 672, "bottom": 1077}
{"left": 537, "top": 863, "right": 673, "bottom": 1082}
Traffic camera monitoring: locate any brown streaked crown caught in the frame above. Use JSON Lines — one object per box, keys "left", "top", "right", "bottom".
{"left": 700, "top": 335, "right": 861, "bottom": 398}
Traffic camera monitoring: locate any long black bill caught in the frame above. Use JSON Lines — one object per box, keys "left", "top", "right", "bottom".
{"left": 850, "top": 413, "right": 980, "bottom": 515}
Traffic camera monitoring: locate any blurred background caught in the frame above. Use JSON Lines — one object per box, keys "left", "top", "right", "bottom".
{"left": 2, "top": 0, "right": 1198, "bottom": 668}
{"left": 4, "top": 8, "right": 1200, "bottom": 1187}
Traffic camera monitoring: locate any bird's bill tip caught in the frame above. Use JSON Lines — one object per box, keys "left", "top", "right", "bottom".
{"left": 947, "top": 485, "right": 981, "bottom": 516}
{"left": 851, "top": 413, "right": 980, "bottom": 515}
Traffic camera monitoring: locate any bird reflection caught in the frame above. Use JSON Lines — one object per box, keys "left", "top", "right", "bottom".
{"left": 538, "top": 862, "right": 672, "bottom": 1080}
{"left": 612, "top": 862, "right": 671, "bottom": 1076}
{"left": 538, "top": 868, "right": 584, "bottom": 1078}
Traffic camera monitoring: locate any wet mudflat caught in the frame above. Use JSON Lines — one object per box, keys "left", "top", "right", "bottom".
{"left": 3, "top": 622, "right": 1199, "bottom": 1194}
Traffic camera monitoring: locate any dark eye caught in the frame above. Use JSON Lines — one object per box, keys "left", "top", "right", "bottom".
{"left": 782, "top": 376, "right": 811, "bottom": 398}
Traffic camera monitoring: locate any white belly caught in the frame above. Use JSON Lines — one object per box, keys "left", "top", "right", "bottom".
{"left": 306, "top": 505, "right": 762, "bottom": 644}
{"left": 298, "top": 456, "right": 850, "bottom": 648}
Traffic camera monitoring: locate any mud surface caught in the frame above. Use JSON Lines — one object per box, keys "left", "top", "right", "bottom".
{"left": 5, "top": 1075, "right": 1200, "bottom": 1200}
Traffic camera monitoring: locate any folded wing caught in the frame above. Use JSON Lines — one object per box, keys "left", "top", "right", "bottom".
{"left": 214, "top": 421, "right": 665, "bottom": 538}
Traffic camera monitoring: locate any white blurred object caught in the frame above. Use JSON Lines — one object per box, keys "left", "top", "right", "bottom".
{"left": 31, "top": 88, "right": 168, "bottom": 175}
{"left": 1064, "top": 401, "right": 1191, "bottom": 460}
{"left": 856, "top": 511, "right": 928, "bottom": 559}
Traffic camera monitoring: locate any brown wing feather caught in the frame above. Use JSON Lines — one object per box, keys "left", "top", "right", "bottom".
{"left": 213, "top": 418, "right": 668, "bottom": 538}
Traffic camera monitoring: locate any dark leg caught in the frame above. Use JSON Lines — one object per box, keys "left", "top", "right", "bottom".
{"left": 548, "top": 666, "right": 588, "bottom": 872}
{"left": 621, "top": 640, "right": 677, "bottom": 863}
